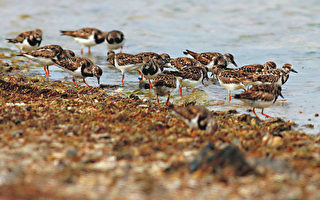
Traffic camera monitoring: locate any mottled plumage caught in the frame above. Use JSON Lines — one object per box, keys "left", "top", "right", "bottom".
{"left": 53, "top": 55, "right": 102, "bottom": 87}
{"left": 151, "top": 74, "right": 179, "bottom": 106}
{"left": 234, "top": 84, "right": 283, "bottom": 120}
{"left": 107, "top": 50, "right": 143, "bottom": 84}
{"left": 216, "top": 69, "right": 247, "bottom": 103}
{"left": 60, "top": 27, "right": 106, "bottom": 54}
{"left": 19, "top": 45, "right": 65, "bottom": 77}
{"left": 166, "top": 57, "right": 203, "bottom": 71}
{"left": 172, "top": 104, "right": 218, "bottom": 136}
{"left": 7, "top": 29, "right": 42, "bottom": 52}
{"left": 183, "top": 49, "right": 237, "bottom": 70}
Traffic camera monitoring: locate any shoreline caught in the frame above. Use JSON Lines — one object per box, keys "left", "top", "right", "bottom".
{"left": 0, "top": 71, "right": 319, "bottom": 199}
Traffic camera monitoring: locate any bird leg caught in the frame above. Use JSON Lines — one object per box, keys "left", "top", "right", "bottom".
{"left": 46, "top": 66, "right": 50, "bottom": 77}
{"left": 120, "top": 46, "right": 123, "bottom": 53}
{"left": 179, "top": 87, "right": 183, "bottom": 100}
{"left": 252, "top": 108, "right": 261, "bottom": 120}
{"left": 72, "top": 77, "right": 79, "bottom": 87}
{"left": 43, "top": 66, "right": 48, "bottom": 76}
{"left": 139, "top": 71, "right": 143, "bottom": 81}
{"left": 81, "top": 49, "right": 84, "bottom": 55}
{"left": 228, "top": 91, "right": 232, "bottom": 103}
{"left": 190, "top": 129, "right": 196, "bottom": 137}
{"left": 145, "top": 77, "right": 152, "bottom": 89}
{"left": 261, "top": 109, "right": 273, "bottom": 119}
{"left": 83, "top": 78, "right": 92, "bottom": 88}
{"left": 121, "top": 74, "right": 125, "bottom": 84}
{"left": 166, "top": 91, "right": 171, "bottom": 106}
{"left": 156, "top": 96, "right": 161, "bottom": 108}
{"left": 88, "top": 47, "right": 91, "bottom": 55}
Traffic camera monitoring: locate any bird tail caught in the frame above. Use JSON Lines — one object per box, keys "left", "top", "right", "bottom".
{"left": 60, "top": 30, "right": 75, "bottom": 36}
{"left": 183, "top": 49, "right": 198, "bottom": 58}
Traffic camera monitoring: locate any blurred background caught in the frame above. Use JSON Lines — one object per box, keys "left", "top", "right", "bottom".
{"left": 0, "top": 0, "right": 319, "bottom": 133}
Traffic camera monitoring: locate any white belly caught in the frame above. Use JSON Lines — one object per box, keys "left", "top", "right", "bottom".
{"left": 114, "top": 58, "right": 142, "bottom": 74}
{"left": 180, "top": 76, "right": 202, "bottom": 88}
{"left": 241, "top": 99, "right": 274, "bottom": 109}
{"left": 206, "top": 60, "right": 214, "bottom": 70}
{"left": 74, "top": 34, "right": 96, "bottom": 47}
{"left": 24, "top": 55, "right": 54, "bottom": 66}
{"left": 15, "top": 38, "right": 39, "bottom": 52}
{"left": 63, "top": 67, "right": 83, "bottom": 79}
{"left": 218, "top": 79, "right": 245, "bottom": 91}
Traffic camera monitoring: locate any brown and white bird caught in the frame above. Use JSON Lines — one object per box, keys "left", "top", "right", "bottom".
{"left": 18, "top": 45, "right": 74, "bottom": 77}
{"left": 105, "top": 30, "right": 125, "bottom": 52}
{"left": 238, "top": 61, "right": 277, "bottom": 73}
{"left": 245, "top": 63, "right": 298, "bottom": 86}
{"left": 107, "top": 50, "right": 143, "bottom": 84}
{"left": 164, "top": 66, "right": 208, "bottom": 99}
{"left": 53, "top": 54, "right": 102, "bottom": 87}
{"left": 60, "top": 27, "right": 106, "bottom": 54}
{"left": 6, "top": 29, "right": 42, "bottom": 53}
{"left": 149, "top": 74, "right": 180, "bottom": 107}
{"left": 234, "top": 84, "right": 283, "bottom": 120}
{"left": 215, "top": 68, "right": 247, "bottom": 103}
{"left": 172, "top": 104, "right": 218, "bottom": 136}
{"left": 165, "top": 57, "right": 203, "bottom": 71}
{"left": 183, "top": 49, "right": 238, "bottom": 70}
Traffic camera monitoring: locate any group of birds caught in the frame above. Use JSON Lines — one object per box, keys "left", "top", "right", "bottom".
{"left": 5, "top": 27, "right": 298, "bottom": 124}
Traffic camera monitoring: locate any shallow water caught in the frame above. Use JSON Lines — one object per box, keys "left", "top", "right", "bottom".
{"left": 0, "top": 0, "right": 319, "bottom": 134}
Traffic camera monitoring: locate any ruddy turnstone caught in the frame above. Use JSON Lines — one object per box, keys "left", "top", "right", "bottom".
{"left": 234, "top": 84, "right": 283, "bottom": 120}
{"left": 183, "top": 49, "right": 238, "bottom": 70}
{"left": 246, "top": 63, "right": 297, "bottom": 86}
{"left": 140, "top": 57, "right": 165, "bottom": 88}
{"left": 6, "top": 29, "right": 42, "bottom": 53}
{"left": 60, "top": 27, "right": 106, "bottom": 54}
{"left": 18, "top": 45, "right": 68, "bottom": 77}
{"left": 165, "top": 57, "right": 204, "bottom": 71}
{"left": 151, "top": 74, "right": 180, "bottom": 107}
{"left": 135, "top": 52, "right": 171, "bottom": 66}
{"left": 53, "top": 55, "right": 102, "bottom": 87}
{"left": 164, "top": 66, "right": 208, "bottom": 99}
{"left": 172, "top": 104, "right": 218, "bottom": 136}
{"left": 238, "top": 61, "right": 277, "bottom": 73}
{"left": 105, "top": 30, "right": 125, "bottom": 52}
{"left": 215, "top": 68, "right": 247, "bottom": 103}
{"left": 107, "top": 50, "right": 143, "bottom": 84}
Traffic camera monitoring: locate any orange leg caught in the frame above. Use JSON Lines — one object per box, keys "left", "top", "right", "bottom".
{"left": 228, "top": 91, "right": 232, "bottom": 103}
{"left": 147, "top": 78, "right": 152, "bottom": 89}
{"left": 156, "top": 96, "right": 161, "bottom": 107}
{"left": 72, "top": 77, "right": 79, "bottom": 87}
{"left": 179, "top": 87, "right": 183, "bottom": 100}
{"left": 139, "top": 71, "right": 143, "bottom": 80}
{"left": 46, "top": 66, "right": 50, "bottom": 77}
{"left": 252, "top": 108, "right": 261, "bottom": 120}
{"left": 43, "top": 66, "right": 48, "bottom": 76}
{"left": 121, "top": 74, "right": 125, "bottom": 84}
{"left": 190, "top": 129, "right": 196, "bottom": 137}
{"left": 83, "top": 79, "right": 92, "bottom": 88}
{"left": 261, "top": 109, "right": 273, "bottom": 119}
{"left": 166, "top": 91, "right": 171, "bottom": 106}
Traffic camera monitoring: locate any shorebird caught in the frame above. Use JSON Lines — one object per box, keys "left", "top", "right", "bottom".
{"left": 105, "top": 30, "right": 125, "bottom": 52}
{"left": 234, "top": 84, "right": 283, "bottom": 120}
{"left": 107, "top": 50, "right": 143, "bottom": 84}
{"left": 18, "top": 45, "right": 73, "bottom": 77}
{"left": 60, "top": 27, "right": 105, "bottom": 54}
{"left": 53, "top": 55, "right": 102, "bottom": 87}
{"left": 6, "top": 29, "right": 42, "bottom": 53}
{"left": 172, "top": 104, "right": 218, "bottom": 136}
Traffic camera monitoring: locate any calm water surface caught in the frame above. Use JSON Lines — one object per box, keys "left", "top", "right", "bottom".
{"left": 0, "top": 0, "right": 319, "bottom": 134}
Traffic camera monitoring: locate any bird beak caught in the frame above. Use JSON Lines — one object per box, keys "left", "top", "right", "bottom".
{"left": 97, "top": 77, "right": 100, "bottom": 85}
{"left": 232, "top": 61, "right": 238, "bottom": 67}
{"left": 280, "top": 92, "right": 284, "bottom": 99}
{"left": 291, "top": 69, "right": 298, "bottom": 73}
